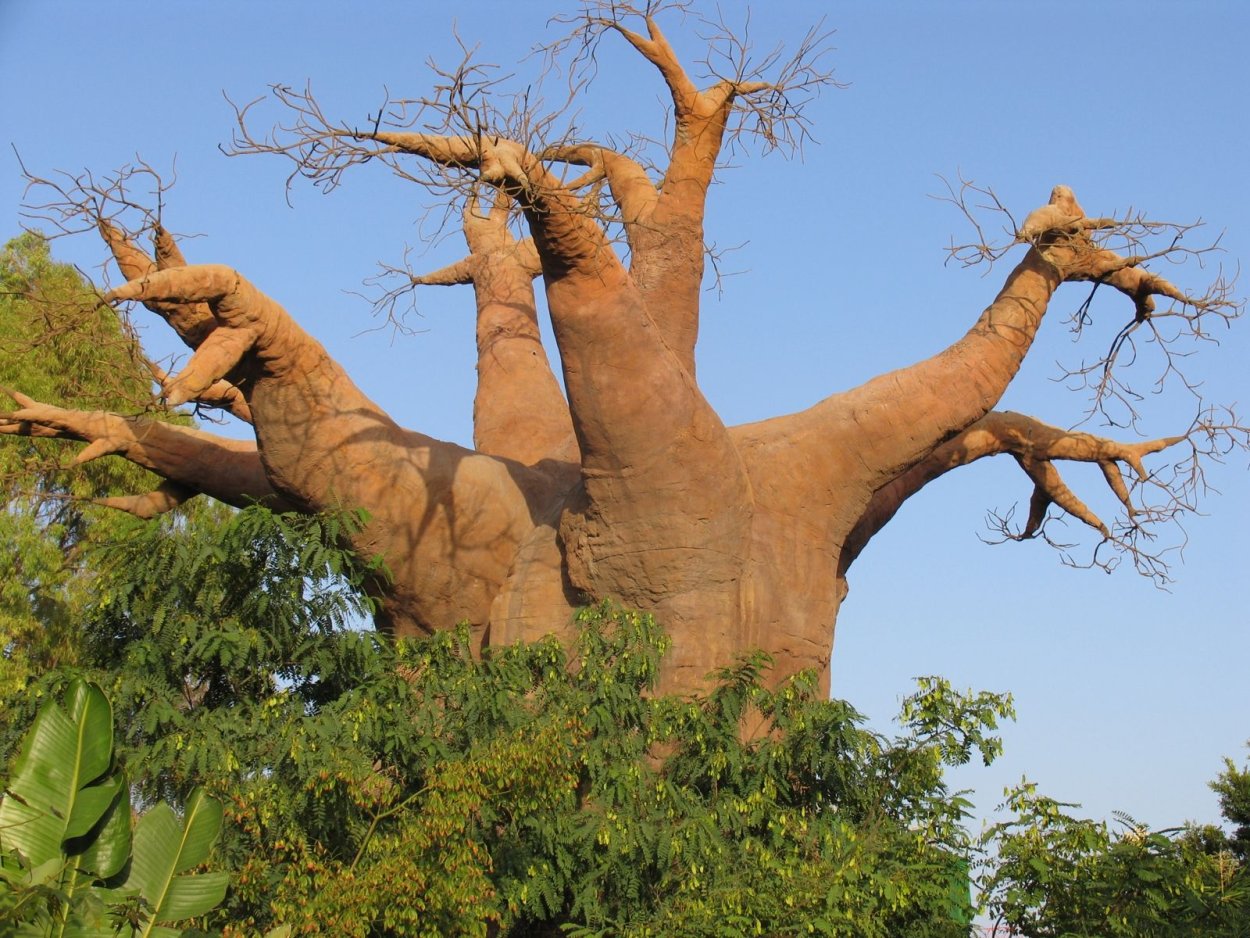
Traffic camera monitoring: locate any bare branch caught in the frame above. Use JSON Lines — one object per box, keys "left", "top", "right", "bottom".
{"left": 0, "top": 388, "right": 287, "bottom": 512}
{"left": 545, "top": 2, "right": 839, "bottom": 162}
{"left": 359, "top": 191, "right": 543, "bottom": 336}
{"left": 18, "top": 158, "right": 223, "bottom": 352}
{"left": 937, "top": 176, "right": 1243, "bottom": 429}
{"left": 227, "top": 80, "right": 618, "bottom": 282}
{"left": 933, "top": 173, "right": 1019, "bottom": 271}
{"left": 842, "top": 409, "right": 1247, "bottom": 586}
{"left": 222, "top": 26, "right": 584, "bottom": 213}
{"left": 695, "top": 9, "right": 839, "bottom": 159}
{"left": 17, "top": 154, "right": 177, "bottom": 251}
{"left": 980, "top": 409, "right": 1247, "bottom": 584}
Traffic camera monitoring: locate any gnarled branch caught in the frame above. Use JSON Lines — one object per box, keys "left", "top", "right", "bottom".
{"left": 840, "top": 409, "right": 1246, "bottom": 585}
{"left": 937, "top": 175, "right": 1242, "bottom": 429}
{"left": 0, "top": 389, "right": 285, "bottom": 516}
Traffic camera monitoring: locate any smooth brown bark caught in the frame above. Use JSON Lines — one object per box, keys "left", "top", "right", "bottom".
{"left": 415, "top": 194, "right": 578, "bottom": 470}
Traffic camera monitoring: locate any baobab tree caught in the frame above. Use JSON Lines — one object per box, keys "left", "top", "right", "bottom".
{"left": 2, "top": 4, "right": 1242, "bottom": 695}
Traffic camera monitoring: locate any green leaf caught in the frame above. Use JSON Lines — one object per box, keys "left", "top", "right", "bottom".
{"left": 76, "top": 780, "right": 131, "bottom": 881}
{"left": 65, "top": 775, "right": 123, "bottom": 841}
{"left": 154, "top": 871, "right": 230, "bottom": 921}
{"left": 25, "top": 855, "right": 66, "bottom": 887}
{"left": 124, "top": 788, "right": 226, "bottom": 932}
{"left": 0, "top": 680, "right": 115, "bottom": 867}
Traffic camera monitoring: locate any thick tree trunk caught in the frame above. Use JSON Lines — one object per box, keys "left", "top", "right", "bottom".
{"left": 6, "top": 15, "right": 1224, "bottom": 697}
{"left": 4, "top": 194, "right": 1207, "bottom": 697}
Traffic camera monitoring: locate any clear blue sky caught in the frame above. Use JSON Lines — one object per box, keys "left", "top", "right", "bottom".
{"left": 2, "top": 0, "right": 1247, "bottom": 837}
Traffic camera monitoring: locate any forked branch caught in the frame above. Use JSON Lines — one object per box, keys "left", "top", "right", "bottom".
{"left": 229, "top": 85, "right": 615, "bottom": 281}
{"left": 547, "top": 1, "right": 837, "bottom": 162}
{"left": 371, "top": 192, "right": 577, "bottom": 467}
{"left": 19, "top": 160, "right": 257, "bottom": 395}
{"left": 937, "top": 176, "right": 1242, "bottom": 428}
{"left": 147, "top": 363, "right": 253, "bottom": 425}
{"left": 18, "top": 156, "right": 172, "bottom": 248}
{"left": 987, "top": 408, "right": 1249, "bottom": 581}
{"left": 841, "top": 410, "right": 1247, "bottom": 585}
{"left": 0, "top": 389, "right": 285, "bottom": 517}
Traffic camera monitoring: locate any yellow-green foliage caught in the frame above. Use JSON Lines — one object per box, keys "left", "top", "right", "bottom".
{"left": 0, "top": 232, "right": 167, "bottom": 709}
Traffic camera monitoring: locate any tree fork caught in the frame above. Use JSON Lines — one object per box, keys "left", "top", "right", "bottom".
{"left": 104, "top": 264, "right": 566, "bottom": 647}
{"left": 361, "top": 126, "right": 758, "bottom": 688}
{"left": 410, "top": 192, "right": 578, "bottom": 469}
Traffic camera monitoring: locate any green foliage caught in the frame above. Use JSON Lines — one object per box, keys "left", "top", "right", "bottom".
{"left": 121, "top": 791, "right": 230, "bottom": 937}
{"left": 0, "top": 233, "right": 147, "bottom": 411}
{"left": 1210, "top": 753, "right": 1250, "bottom": 863}
{"left": 6, "top": 491, "right": 1242, "bottom": 935}
{"left": 980, "top": 780, "right": 1250, "bottom": 936}
{"left": 0, "top": 231, "right": 177, "bottom": 720}
{"left": 0, "top": 231, "right": 157, "bottom": 550}
{"left": 44, "top": 504, "right": 381, "bottom": 809}
{"left": 0, "top": 678, "right": 227, "bottom": 936}
{"left": 176, "top": 604, "right": 998, "bottom": 936}
{"left": 29, "top": 498, "right": 1003, "bottom": 935}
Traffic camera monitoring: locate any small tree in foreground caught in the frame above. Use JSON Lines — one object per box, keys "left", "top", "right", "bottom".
{"left": 2, "top": 1, "right": 1243, "bottom": 696}
{"left": 981, "top": 775, "right": 1250, "bottom": 937}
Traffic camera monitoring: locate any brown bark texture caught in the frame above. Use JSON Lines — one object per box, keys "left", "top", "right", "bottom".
{"left": 3, "top": 9, "right": 1241, "bottom": 695}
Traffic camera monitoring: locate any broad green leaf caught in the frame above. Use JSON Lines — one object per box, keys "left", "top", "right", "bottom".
{"left": 124, "top": 788, "right": 225, "bottom": 932}
{"left": 124, "top": 803, "right": 179, "bottom": 897}
{"left": 76, "top": 780, "right": 131, "bottom": 881}
{"left": 153, "top": 871, "right": 230, "bottom": 921}
{"left": 168, "top": 790, "right": 222, "bottom": 876}
{"left": 0, "top": 797, "right": 58, "bottom": 869}
{"left": 65, "top": 775, "right": 123, "bottom": 841}
{"left": 25, "top": 855, "right": 65, "bottom": 887}
{"left": 0, "top": 681, "right": 115, "bottom": 867}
